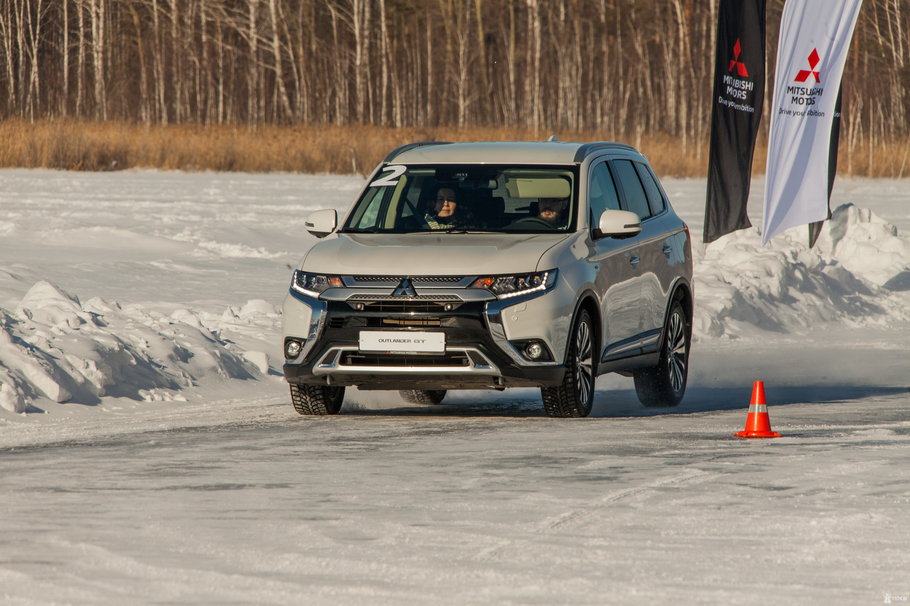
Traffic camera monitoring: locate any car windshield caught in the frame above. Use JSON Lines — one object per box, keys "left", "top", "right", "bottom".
{"left": 342, "top": 165, "right": 578, "bottom": 233}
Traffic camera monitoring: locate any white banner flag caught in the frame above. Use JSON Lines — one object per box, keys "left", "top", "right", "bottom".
{"left": 761, "top": 0, "right": 863, "bottom": 246}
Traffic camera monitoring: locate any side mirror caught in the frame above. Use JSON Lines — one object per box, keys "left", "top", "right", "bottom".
{"left": 594, "top": 209, "right": 642, "bottom": 240}
{"left": 305, "top": 209, "right": 337, "bottom": 238}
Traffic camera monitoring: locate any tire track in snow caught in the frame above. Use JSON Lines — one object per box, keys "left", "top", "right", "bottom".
{"left": 541, "top": 468, "right": 717, "bottom": 531}
{"left": 473, "top": 469, "right": 717, "bottom": 562}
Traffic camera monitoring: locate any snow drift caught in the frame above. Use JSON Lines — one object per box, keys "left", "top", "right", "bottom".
{"left": 694, "top": 203, "right": 910, "bottom": 339}
{"left": 0, "top": 281, "right": 278, "bottom": 413}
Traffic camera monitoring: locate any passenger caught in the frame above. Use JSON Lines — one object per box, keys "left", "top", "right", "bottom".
{"left": 424, "top": 186, "right": 475, "bottom": 230}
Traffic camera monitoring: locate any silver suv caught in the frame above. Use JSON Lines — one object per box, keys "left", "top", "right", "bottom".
{"left": 282, "top": 141, "right": 693, "bottom": 417}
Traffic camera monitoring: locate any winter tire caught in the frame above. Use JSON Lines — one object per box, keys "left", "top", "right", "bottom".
{"left": 290, "top": 383, "right": 345, "bottom": 415}
{"left": 399, "top": 390, "right": 447, "bottom": 405}
{"left": 633, "top": 301, "right": 689, "bottom": 407}
{"left": 540, "top": 309, "right": 595, "bottom": 418}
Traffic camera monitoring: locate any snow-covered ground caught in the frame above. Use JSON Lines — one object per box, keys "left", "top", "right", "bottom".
{"left": 1, "top": 169, "right": 908, "bottom": 604}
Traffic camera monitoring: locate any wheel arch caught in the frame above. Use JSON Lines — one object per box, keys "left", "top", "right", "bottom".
{"left": 571, "top": 289, "right": 602, "bottom": 371}
{"left": 664, "top": 278, "right": 694, "bottom": 341}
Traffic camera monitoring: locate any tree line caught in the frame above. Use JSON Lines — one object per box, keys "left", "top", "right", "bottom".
{"left": 1, "top": 0, "right": 907, "bottom": 155}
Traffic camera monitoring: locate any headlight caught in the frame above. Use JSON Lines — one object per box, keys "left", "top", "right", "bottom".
{"left": 291, "top": 270, "right": 344, "bottom": 298}
{"left": 470, "top": 270, "right": 557, "bottom": 299}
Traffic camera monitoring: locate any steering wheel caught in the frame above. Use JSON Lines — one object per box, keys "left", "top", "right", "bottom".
{"left": 508, "top": 216, "right": 557, "bottom": 230}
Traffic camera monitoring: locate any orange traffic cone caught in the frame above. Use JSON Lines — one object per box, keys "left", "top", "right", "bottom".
{"left": 735, "top": 381, "right": 781, "bottom": 438}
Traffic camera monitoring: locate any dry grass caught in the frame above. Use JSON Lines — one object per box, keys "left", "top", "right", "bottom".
{"left": 0, "top": 119, "right": 907, "bottom": 178}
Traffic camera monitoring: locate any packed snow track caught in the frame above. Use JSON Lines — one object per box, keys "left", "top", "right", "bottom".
{"left": 0, "top": 170, "right": 908, "bottom": 604}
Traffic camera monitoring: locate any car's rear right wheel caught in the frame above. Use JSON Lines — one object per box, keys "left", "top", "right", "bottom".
{"left": 399, "top": 390, "right": 447, "bottom": 405}
{"left": 541, "top": 309, "right": 595, "bottom": 418}
{"left": 633, "top": 301, "right": 689, "bottom": 407}
{"left": 290, "top": 383, "right": 345, "bottom": 415}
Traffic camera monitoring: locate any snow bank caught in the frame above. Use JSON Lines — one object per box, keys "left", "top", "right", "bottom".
{"left": 695, "top": 204, "right": 910, "bottom": 339}
{"left": 0, "top": 281, "right": 279, "bottom": 413}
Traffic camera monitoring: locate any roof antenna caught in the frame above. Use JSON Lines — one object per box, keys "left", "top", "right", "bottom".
{"left": 547, "top": 135, "right": 558, "bottom": 142}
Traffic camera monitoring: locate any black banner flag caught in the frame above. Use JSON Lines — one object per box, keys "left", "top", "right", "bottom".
{"left": 808, "top": 86, "right": 843, "bottom": 248}
{"left": 703, "top": 0, "right": 767, "bottom": 244}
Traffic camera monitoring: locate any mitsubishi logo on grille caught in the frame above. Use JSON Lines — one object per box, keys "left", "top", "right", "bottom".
{"left": 392, "top": 278, "right": 418, "bottom": 297}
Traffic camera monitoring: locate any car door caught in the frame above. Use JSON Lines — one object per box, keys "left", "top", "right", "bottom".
{"left": 611, "top": 159, "right": 669, "bottom": 353}
{"left": 587, "top": 160, "right": 642, "bottom": 362}
{"left": 633, "top": 162, "right": 679, "bottom": 343}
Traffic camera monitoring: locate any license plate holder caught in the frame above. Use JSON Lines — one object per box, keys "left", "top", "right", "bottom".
{"left": 358, "top": 331, "right": 446, "bottom": 353}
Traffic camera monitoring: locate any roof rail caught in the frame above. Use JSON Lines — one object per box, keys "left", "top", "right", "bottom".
{"left": 572, "top": 142, "right": 638, "bottom": 163}
{"left": 383, "top": 141, "right": 452, "bottom": 163}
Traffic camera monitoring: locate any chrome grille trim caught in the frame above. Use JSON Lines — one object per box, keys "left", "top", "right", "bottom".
{"left": 352, "top": 276, "right": 464, "bottom": 283}
{"left": 313, "top": 347, "right": 498, "bottom": 375}
{"left": 346, "top": 294, "right": 461, "bottom": 301}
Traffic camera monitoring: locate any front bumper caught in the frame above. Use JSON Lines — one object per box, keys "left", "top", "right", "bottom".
{"left": 282, "top": 289, "right": 567, "bottom": 390}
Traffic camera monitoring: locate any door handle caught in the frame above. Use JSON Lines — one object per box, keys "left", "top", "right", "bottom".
{"left": 662, "top": 246, "right": 673, "bottom": 254}
{"left": 630, "top": 256, "right": 640, "bottom": 265}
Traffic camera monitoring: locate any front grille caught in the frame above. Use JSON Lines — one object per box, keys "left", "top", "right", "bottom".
{"left": 328, "top": 316, "right": 442, "bottom": 328}
{"left": 380, "top": 317, "right": 441, "bottom": 327}
{"left": 346, "top": 296, "right": 461, "bottom": 313}
{"left": 340, "top": 352, "right": 471, "bottom": 367}
{"left": 369, "top": 301, "right": 451, "bottom": 313}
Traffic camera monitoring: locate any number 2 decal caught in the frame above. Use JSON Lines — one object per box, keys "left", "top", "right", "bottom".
{"left": 370, "top": 165, "right": 407, "bottom": 187}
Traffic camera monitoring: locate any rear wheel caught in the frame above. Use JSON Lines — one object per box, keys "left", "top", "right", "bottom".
{"left": 290, "top": 383, "right": 345, "bottom": 415}
{"left": 541, "top": 309, "right": 595, "bottom": 418}
{"left": 633, "top": 301, "right": 689, "bottom": 407}
{"left": 399, "top": 390, "right": 447, "bottom": 405}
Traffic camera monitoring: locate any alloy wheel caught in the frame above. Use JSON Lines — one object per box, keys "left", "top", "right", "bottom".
{"left": 666, "top": 310, "right": 687, "bottom": 394}
{"left": 575, "top": 318, "right": 594, "bottom": 406}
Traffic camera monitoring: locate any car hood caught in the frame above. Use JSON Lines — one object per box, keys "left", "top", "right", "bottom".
{"left": 301, "top": 232, "right": 571, "bottom": 276}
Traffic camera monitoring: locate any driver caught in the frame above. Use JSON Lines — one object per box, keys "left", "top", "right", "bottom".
{"left": 537, "top": 197, "right": 569, "bottom": 226}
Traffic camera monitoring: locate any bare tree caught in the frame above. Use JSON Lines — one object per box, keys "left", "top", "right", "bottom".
{"left": 89, "top": 0, "right": 106, "bottom": 120}
{"left": 268, "top": 0, "right": 292, "bottom": 120}
{"left": 0, "top": 0, "right": 906, "bottom": 170}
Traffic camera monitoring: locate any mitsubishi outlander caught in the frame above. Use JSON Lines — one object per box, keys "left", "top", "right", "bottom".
{"left": 282, "top": 141, "right": 693, "bottom": 418}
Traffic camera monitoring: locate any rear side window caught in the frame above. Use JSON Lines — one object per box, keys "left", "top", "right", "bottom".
{"left": 634, "top": 162, "right": 665, "bottom": 216}
{"left": 588, "top": 162, "right": 622, "bottom": 225}
{"left": 612, "top": 160, "right": 651, "bottom": 221}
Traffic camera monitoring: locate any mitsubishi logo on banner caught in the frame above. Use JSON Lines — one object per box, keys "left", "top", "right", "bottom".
{"left": 392, "top": 278, "right": 418, "bottom": 297}
{"left": 729, "top": 39, "right": 749, "bottom": 77}
{"left": 795, "top": 48, "right": 821, "bottom": 83}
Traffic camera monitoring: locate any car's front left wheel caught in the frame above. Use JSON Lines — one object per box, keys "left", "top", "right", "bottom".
{"left": 540, "top": 309, "right": 595, "bottom": 418}
{"left": 290, "top": 383, "right": 345, "bottom": 415}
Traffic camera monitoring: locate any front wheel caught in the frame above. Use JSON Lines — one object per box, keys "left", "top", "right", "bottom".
{"left": 540, "top": 309, "right": 595, "bottom": 418}
{"left": 290, "top": 383, "right": 345, "bottom": 415}
{"left": 633, "top": 301, "right": 689, "bottom": 407}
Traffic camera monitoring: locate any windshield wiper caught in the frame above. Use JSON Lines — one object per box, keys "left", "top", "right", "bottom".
{"left": 441, "top": 228, "right": 497, "bottom": 234}
{"left": 343, "top": 227, "right": 383, "bottom": 233}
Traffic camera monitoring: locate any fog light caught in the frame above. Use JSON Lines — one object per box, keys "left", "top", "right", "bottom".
{"left": 354, "top": 302, "right": 364, "bottom": 310}
{"left": 525, "top": 342, "right": 543, "bottom": 360}
{"left": 444, "top": 303, "right": 454, "bottom": 311}
{"left": 285, "top": 340, "right": 302, "bottom": 359}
